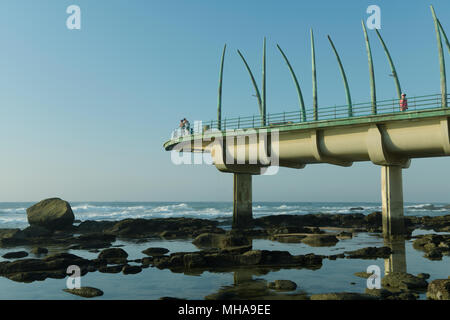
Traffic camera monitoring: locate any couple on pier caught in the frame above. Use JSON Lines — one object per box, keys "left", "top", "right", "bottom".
{"left": 179, "top": 118, "right": 191, "bottom": 135}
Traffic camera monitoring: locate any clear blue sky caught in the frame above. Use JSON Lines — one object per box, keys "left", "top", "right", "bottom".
{"left": 0, "top": 0, "right": 448, "bottom": 202}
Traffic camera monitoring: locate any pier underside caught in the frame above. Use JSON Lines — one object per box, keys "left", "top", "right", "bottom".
{"left": 165, "top": 109, "right": 450, "bottom": 232}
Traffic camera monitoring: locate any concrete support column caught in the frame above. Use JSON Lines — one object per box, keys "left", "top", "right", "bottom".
{"left": 233, "top": 173, "right": 252, "bottom": 228}
{"left": 381, "top": 165, "right": 405, "bottom": 237}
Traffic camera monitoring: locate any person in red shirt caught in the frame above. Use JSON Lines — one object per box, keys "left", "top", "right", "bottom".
{"left": 400, "top": 93, "right": 408, "bottom": 111}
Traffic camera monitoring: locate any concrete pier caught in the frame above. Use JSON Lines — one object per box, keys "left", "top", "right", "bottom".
{"left": 381, "top": 165, "right": 405, "bottom": 237}
{"left": 233, "top": 173, "right": 253, "bottom": 228}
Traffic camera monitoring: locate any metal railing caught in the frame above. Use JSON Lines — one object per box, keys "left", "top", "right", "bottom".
{"left": 170, "top": 93, "right": 449, "bottom": 139}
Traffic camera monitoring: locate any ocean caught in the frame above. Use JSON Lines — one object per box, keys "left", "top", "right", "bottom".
{"left": 1, "top": 201, "right": 449, "bottom": 229}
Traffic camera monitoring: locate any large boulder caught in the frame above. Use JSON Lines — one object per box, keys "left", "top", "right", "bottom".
{"left": 26, "top": 198, "right": 75, "bottom": 230}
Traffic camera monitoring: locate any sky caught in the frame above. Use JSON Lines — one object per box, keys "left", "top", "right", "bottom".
{"left": 0, "top": 0, "right": 448, "bottom": 203}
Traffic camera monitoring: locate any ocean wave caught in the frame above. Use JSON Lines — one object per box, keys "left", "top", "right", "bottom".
{"left": 405, "top": 204, "right": 450, "bottom": 211}
{"left": 0, "top": 216, "right": 27, "bottom": 223}
{"left": 0, "top": 207, "right": 27, "bottom": 214}
{"left": 0, "top": 202, "right": 447, "bottom": 229}
{"left": 274, "top": 204, "right": 302, "bottom": 210}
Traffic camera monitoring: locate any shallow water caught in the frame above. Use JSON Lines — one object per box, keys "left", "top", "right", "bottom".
{"left": 0, "top": 202, "right": 448, "bottom": 300}
{"left": 0, "top": 229, "right": 448, "bottom": 300}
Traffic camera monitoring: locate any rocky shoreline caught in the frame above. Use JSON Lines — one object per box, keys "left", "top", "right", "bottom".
{"left": 0, "top": 198, "right": 449, "bottom": 300}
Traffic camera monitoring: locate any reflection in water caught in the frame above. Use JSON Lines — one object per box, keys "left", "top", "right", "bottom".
{"left": 206, "top": 268, "right": 308, "bottom": 300}
{"left": 384, "top": 236, "right": 407, "bottom": 275}
{"left": 208, "top": 216, "right": 411, "bottom": 299}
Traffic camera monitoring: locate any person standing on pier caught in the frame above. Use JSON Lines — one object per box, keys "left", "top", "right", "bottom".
{"left": 400, "top": 93, "right": 408, "bottom": 111}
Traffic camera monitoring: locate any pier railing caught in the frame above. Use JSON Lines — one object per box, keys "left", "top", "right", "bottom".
{"left": 170, "top": 93, "right": 449, "bottom": 139}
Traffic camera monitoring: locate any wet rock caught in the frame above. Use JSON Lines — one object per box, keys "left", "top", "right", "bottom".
{"left": 364, "top": 288, "right": 393, "bottom": 299}
{"left": 77, "top": 220, "right": 116, "bottom": 233}
{"left": 417, "top": 273, "right": 430, "bottom": 280}
{"left": 152, "top": 249, "right": 323, "bottom": 272}
{"left": 337, "top": 231, "right": 353, "bottom": 239}
{"left": 0, "top": 229, "right": 23, "bottom": 240}
{"left": 413, "top": 234, "right": 445, "bottom": 249}
{"left": 69, "top": 233, "right": 116, "bottom": 250}
{"left": 183, "top": 253, "right": 206, "bottom": 269}
{"left": 345, "top": 246, "right": 391, "bottom": 259}
{"left": 192, "top": 233, "right": 249, "bottom": 249}
{"left": 2, "top": 251, "right": 28, "bottom": 259}
{"left": 268, "top": 226, "right": 312, "bottom": 235}
{"left": 424, "top": 249, "right": 443, "bottom": 260}
{"left": 0, "top": 253, "right": 90, "bottom": 283}
{"left": 105, "top": 217, "right": 219, "bottom": 239}
{"left": 231, "top": 229, "right": 268, "bottom": 238}
{"left": 159, "top": 230, "right": 189, "bottom": 239}
{"left": 254, "top": 214, "right": 367, "bottom": 230}
{"left": 354, "top": 272, "right": 372, "bottom": 279}
{"left": 130, "top": 259, "right": 142, "bottom": 263}
{"left": 301, "top": 234, "right": 339, "bottom": 247}
{"left": 267, "top": 280, "right": 297, "bottom": 291}
{"left": 418, "top": 215, "right": 450, "bottom": 232}
{"left": 382, "top": 272, "right": 428, "bottom": 291}
{"left": 97, "top": 248, "right": 128, "bottom": 264}
{"left": 205, "top": 280, "right": 267, "bottom": 300}
{"left": 122, "top": 265, "right": 142, "bottom": 275}
{"left": 269, "top": 234, "right": 306, "bottom": 243}
{"left": 141, "top": 257, "right": 153, "bottom": 266}
{"left": 366, "top": 212, "right": 382, "bottom": 227}
{"left": 253, "top": 212, "right": 448, "bottom": 233}
{"left": 142, "top": 247, "right": 170, "bottom": 256}
{"left": 310, "top": 292, "right": 378, "bottom": 300}
{"left": 0, "top": 229, "right": 26, "bottom": 246}
{"left": 27, "top": 198, "right": 75, "bottom": 230}
{"left": 327, "top": 253, "right": 345, "bottom": 260}
{"left": 98, "top": 265, "right": 124, "bottom": 274}
{"left": 63, "top": 287, "right": 103, "bottom": 298}
{"left": 76, "top": 233, "right": 116, "bottom": 243}
{"left": 43, "top": 253, "right": 91, "bottom": 269}
{"left": 350, "top": 207, "right": 364, "bottom": 211}
{"left": 21, "top": 226, "right": 53, "bottom": 238}
{"left": 30, "top": 247, "right": 48, "bottom": 255}
{"left": 396, "top": 292, "right": 419, "bottom": 300}
{"left": 239, "top": 250, "right": 262, "bottom": 265}
{"left": 412, "top": 234, "right": 450, "bottom": 260}
{"left": 427, "top": 279, "right": 450, "bottom": 300}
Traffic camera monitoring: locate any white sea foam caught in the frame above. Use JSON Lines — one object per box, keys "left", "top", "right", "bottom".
{"left": 0, "top": 202, "right": 446, "bottom": 229}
